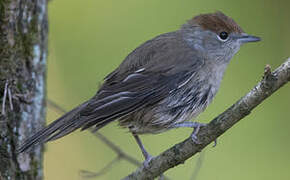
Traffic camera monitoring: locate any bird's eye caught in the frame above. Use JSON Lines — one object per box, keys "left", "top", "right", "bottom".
{"left": 218, "top": 31, "right": 229, "bottom": 41}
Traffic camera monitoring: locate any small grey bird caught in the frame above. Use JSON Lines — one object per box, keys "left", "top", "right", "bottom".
{"left": 18, "top": 11, "right": 260, "bottom": 165}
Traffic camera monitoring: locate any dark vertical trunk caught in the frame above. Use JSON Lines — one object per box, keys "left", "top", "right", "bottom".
{"left": 0, "top": 0, "right": 48, "bottom": 179}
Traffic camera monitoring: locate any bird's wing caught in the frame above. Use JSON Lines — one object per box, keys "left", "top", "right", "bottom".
{"left": 80, "top": 68, "right": 188, "bottom": 130}
{"left": 79, "top": 32, "right": 205, "bottom": 131}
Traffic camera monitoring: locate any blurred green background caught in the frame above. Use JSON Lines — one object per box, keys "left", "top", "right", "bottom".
{"left": 45, "top": 0, "right": 290, "bottom": 179}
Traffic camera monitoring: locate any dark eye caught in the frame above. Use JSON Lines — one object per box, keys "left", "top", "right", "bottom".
{"left": 219, "top": 31, "right": 228, "bottom": 40}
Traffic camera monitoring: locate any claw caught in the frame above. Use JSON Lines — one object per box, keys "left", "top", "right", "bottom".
{"left": 191, "top": 133, "right": 201, "bottom": 144}
{"left": 143, "top": 155, "right": 164, "bottom": 179}
{"left": 190, "top": 123, "right": 206, "bottom": 144}
{"left": 143, "top": 155, "right": 153, "bottom": 169}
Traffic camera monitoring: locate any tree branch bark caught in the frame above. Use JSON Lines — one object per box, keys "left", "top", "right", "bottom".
{"left": 123, "top": 58, "right": 290, "bottom": 180}
{"left": 0, "top": 0, "right": 48, "bottom": 179}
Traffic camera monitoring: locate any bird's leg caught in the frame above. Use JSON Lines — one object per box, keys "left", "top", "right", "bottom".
{"left": 170, "top": 122, "right": 207, "bottom": 144}
{"left": 131, "top": 132, "right": 153, "bottom": 168}
{"left": 131, "top": 131, "right": 165, "bottom": 179}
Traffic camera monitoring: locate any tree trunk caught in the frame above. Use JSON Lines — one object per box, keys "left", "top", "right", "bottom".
{"left": 0, "top": 0, "right": 48, "bottom": 179}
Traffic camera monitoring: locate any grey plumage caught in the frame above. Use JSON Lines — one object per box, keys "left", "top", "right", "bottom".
{"left": 17, "top": 11, "right": 260, "bottom": 154}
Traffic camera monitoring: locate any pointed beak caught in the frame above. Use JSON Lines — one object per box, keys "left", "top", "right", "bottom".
{"left": 237, "top": 33, "right": 261, "bottom": 43}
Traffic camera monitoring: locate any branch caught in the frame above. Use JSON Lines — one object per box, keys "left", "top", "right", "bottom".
{"left": 123, "top": 58, "right": 290, "bottom": 180}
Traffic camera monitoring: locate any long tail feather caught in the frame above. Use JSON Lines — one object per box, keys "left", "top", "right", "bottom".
{"left": 17, "top": 102, "right": 88, "bottom": 153}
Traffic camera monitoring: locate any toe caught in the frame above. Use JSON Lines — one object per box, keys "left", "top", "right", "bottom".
{"left": 143, "top": 155, "right": 153, "bottom": 169}
{"left": 191, "top": 133, "right": 202, "bottom": 144}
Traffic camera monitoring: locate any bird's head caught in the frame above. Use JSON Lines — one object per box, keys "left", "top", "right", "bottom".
{"left": 181, "top": 11, "right": 260, "bottom": 63}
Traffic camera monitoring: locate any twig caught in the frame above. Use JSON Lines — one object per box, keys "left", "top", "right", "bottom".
{"left": 79, "top": 156, "right": 121, "bottom": 178}
{"left": 47, "top": 100, "right": 67, "bottom": 114}
{"left": 1, "top": 80, "right": 8, "bottom": 115}
{"left": 123, "top": 58, "right": 290, "bottom": 180}
{"left": 8, "top": 87, "right": 13, "bottom": 110}
{"left": 92, "top": 132, "right": 141, "bottom": 167}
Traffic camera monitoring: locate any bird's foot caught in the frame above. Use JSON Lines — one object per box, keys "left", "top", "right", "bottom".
{"left": 143, "top": 154, "right": 153, "bottom": 169}
{"left": 190, "top": 122, "right": 207, "bottom": 144}
{"left": 131, "top": 132, "right": 154, "bottom": 169}
{"left": 170, "top": 122, "right": 207, "bottom": 144}
{"left": 131, "top": 131, "right": 164, "bottom": 178}
{"left": 143, "top": 154, "right": 164, "bottom": 179}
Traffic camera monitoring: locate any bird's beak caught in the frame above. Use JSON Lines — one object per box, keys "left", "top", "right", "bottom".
{"left": 236, "top": 33, "right": 261, "bottom": 43}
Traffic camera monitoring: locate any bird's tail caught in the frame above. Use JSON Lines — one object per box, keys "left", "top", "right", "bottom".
{"left": 17, "top": 102, "right": 89, "bottom": 153}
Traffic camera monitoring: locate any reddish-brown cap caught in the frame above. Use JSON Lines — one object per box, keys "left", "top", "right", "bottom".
{"left": 187, "top": 11, "right": 244, "bottom": 34}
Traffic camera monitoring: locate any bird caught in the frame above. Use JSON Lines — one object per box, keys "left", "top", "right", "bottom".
{"left": 17, "top": 11, "right": 260, "bottom": 165}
